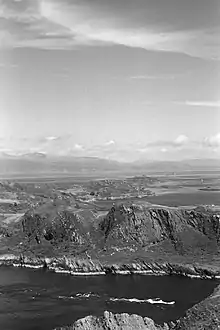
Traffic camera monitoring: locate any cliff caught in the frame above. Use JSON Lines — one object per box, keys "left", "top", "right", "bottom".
{"left": 100, "top": 204, "right": 220, "bottom": 253}
{"left": 18, "top": 202, "right": 220, "bottom": 255}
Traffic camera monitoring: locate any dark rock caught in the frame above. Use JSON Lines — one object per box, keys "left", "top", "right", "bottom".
{"left": 99, "top": 204, "right": 219, "bottom": 253}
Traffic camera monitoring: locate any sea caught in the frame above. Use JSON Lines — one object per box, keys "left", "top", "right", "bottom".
{"left": 0, "top": 266, "right": 218, "bottom": 330}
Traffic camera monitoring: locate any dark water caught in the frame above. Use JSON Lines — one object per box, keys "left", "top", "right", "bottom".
{"left": 143, "top": 191, "right": 220, "bottom": 207}
{"left": 0, "top": 267, "right": 218, "bottom": 330}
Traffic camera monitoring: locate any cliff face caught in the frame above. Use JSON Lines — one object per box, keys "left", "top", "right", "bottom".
{"left": 100, "top": 204, "right": 220, "bottom": 253}
{"left": 21, "top": 202, "right": 100, "bottom": 249}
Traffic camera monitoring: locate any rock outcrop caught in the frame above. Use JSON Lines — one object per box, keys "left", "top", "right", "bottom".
{"left": 21, "top": 201, "right": 100, "bottom": 249}
{"left": 100, "top": 204, "right": 220, "bottom": 253}
{"left": 57, "top": 311, "right": 169, "bottom": 330}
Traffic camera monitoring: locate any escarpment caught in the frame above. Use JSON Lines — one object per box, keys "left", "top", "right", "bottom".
{"left": 99, "top": 204, "right": 220, "bottom": 253}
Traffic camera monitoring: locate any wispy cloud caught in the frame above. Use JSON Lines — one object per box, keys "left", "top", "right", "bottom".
{"left": 142, "top": 100, "right": 220, "bottom": 108}
{"left": 0, "top": 0, "right": 219, "bottom": 60}
{"left": 45, "top": 136, "right": 59, "bottom": 141}
{"left": 0, "top": 62, "right": 18, "bottom": 68}
{"left": 129, "top": 74, "right": 176, "bottom": 80}
{"left": 145, "top": 135, "right": 190, "bottom": 149}
{"left": 184, "top": 101, "right": 220, "bottom": 108}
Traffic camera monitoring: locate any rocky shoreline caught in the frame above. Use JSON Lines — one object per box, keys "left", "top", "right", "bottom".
{"left": 1, "top": 253, "right": 220, "bottom": 280}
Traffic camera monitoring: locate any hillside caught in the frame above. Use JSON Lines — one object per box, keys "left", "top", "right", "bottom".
{"left": 99, "top": 204, "right": 220, "bottom": 254}
{"left": 1, "top": 201, "right": 220, "bottom": 264}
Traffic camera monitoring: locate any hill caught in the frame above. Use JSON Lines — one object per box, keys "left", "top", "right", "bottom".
{"left": 0, "top": 155, "right": 123, "bottom": 176}
{"left": 1, "top": 201, "right": 219, "bottom": 263}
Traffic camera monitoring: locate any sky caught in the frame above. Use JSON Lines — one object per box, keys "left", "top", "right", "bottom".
{"left": 0, "top": 0, "right": 220, "bottom": 161}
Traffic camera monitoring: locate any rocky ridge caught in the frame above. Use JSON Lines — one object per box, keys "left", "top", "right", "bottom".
{"left": 1, "top": 202, "right": 220, "bottom": 279}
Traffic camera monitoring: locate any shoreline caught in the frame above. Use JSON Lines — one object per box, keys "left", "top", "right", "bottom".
{"left": 1, "top": 254, "right": 220, "bottom": 280}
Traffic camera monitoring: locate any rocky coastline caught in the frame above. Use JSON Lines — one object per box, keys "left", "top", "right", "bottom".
{"left": 1, "top": 253, "right": 220, "bottom": 279}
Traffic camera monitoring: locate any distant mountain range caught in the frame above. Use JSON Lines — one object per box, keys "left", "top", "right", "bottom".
{"left": 0, "top": 152, "right": 219, "bottom": 177}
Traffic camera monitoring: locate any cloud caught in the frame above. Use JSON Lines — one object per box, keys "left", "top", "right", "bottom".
{"left": 0, "top": 134, "right": 220, "bottom": 161}
{"left": 174, "top": 135, "right": 189, "bottom": 146}
{"left": 105, "top": 140, "right": 115, "bottom": 146}
{"left": 184, "top": 101, "right": 220, "bottom": 108}
{"left": 204, "top": 133, "right": 220, "bottom": 148}
{"left": 74, "top": 143, "right": 84, "bottom": 150}
{"left": 146, "top": 135, "right": 190, "bottom": 149}
{"left": 0, "top": 0, "right": 219, "bottom": 60}
{"left": 142, "top": 100, "right": 220, "bottom": 107}
{"left": 45, "top": 136, "right": 59, "bottom": 141}
{"left": 129, "top": 74, "right": 176, "bottom": 80}
{"left": 0, "top": 62, "right": 18, "bottom": 68}
{"left": 168, "top": 100, "right": 220, "bottom": 108}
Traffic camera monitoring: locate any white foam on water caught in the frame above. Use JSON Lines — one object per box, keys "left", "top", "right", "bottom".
{"left": 24, "top": 264, "right": 44, "bottom": 269}
{"left": 109, "top": 297, "right": 175, "bottom": 305}
{"left": 12, "top": 263, "right": 44, "bottom": 269}
{"left": 58, "top": 292, "right": 100, "bottom": 300}
{"left": 52, "top": 268, "right": 71, "bottom": 274}
{"left": 75, "top": 292, "right": 100, "bottom": 298}
{"left": 114, "top": 271, "right": 131, "bottom": 275}
{"left": 70, "top": 271, "right": 106, "bottom": 276}
{"left": 147, "top": 298, "right": 175, "bottom": 305}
